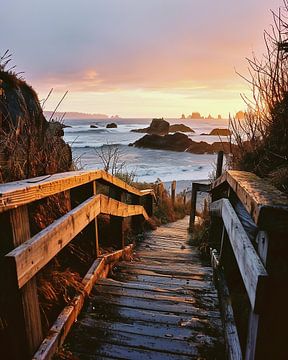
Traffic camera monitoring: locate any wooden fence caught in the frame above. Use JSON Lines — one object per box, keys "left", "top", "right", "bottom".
{"left": 190, "top": 169, "right": 288, "bottom": 360}
{"left": 0, "top": 169, "right": 154, "bottom": 360}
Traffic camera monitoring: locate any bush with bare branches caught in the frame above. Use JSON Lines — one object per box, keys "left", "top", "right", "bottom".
{"left": 230, "top": 1, "right": 288, "bottom": 193}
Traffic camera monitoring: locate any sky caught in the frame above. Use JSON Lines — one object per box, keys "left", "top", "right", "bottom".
{"left": 0, "top": 0, "right": 283, "bottom": 118}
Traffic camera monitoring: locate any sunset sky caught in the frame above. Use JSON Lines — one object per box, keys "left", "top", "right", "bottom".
{"left": 1, "top": 0, "right": 283, "bottom": 118}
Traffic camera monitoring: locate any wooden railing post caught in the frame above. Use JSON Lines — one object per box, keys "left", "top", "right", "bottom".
{"left": 142, "top": 194, "right": 153, "bottom": 218}
{"left": 109, "top": 187, "right": 125, "bottom": 249}
{"left": 245, "top": 231, "right": 269, "bottom": 360}
{"left": 171, "top": 180, "right": 176, "bottom": 206}
{"left": 216, "top": 151, "right": 224, "bottom": 179}
{"left": 92, "top": 181, "right": 100, "bottom": 257}
{"left": 5, "top": 206, "right": 43, "bottom": 359}
{"left": 245, "top": 229, "right": 288, "bottom": 360}
{"left": 70, "top": 181, "right": 99, "bottom": 258}
{"left": 131, "top": 195, "right": 144, "bottom": 235}
{"left": 189, "top": 182, "right": 197, "bottom": 231}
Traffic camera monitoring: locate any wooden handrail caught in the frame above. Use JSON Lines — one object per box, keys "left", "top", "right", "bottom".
{"left": 209, "top": 170, "right": 288, "bottom": 359}
{"left": 0, "top": 170, "right": 154, "bottom": 360}
{"left": 211, "top": 170, "right": 288, "bottom": 230}
{"left": 0, "top": 169, "right": 154, "bottom": 213}
{"left": 210, "top": 198, "right": 268, "bottom": 312}
{"left": 5, "top": 194, "right": 149, "bottom": 289}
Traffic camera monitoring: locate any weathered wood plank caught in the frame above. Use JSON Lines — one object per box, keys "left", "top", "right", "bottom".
{"left": 5, "top": 195, "right": 147, "bottom": 289}
{"left": 73, "top": 344, "right": 195, "bottom": 360}
{"left": 56, "top": 217, "right": 224, "bottom": 359}
{"left": 68, "top": 326, "right": 200, "bottom": 357}
{"left": 100, "top": 195, "right": 149, "bottom": 220}
{"left": 96, "top": 278, "right": 218, "bottom": 299}
{"left": 245, "top": 231, "right": 269, "bottom": 360}
{"left": 211, "top": 170, "right": 288, "bottom": 230}
{"left": 0, "top": 169, "right": 154, "bottom": 213}
{"left": 210, "top": 198, "right": 268, "bottom": 311}
{"left": 8, "top": 206, "right": 43, "bottom": 358}
{"left": 94, "top": 282, "right": 217, "bottom": 304}
{"left": 6, "top": 195, "right": 101, "bottom": 289}
{"left": 211, "top": 250, "right": 242, "bottom": 360}
{"left": 114, "top": 266, "right": 207, "bottom": 281}
{"left": 116, "top": 262, "right": 212, "bottom": 276}
{"left": 103, "top": 245, "right": 133, "bottom": 264}
{"left": 78, "top": 317, "right": 203, "bottom": 342}
{"left": 111, "top": 273, "right": 213, "bottom": 290}
{"left": 33, "top": 245, "right": 133, "bottom": 360}
{"left": 89, "top": 293, "right": 220, "bottom": 318}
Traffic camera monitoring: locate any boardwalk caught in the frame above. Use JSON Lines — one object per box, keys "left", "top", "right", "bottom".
{"left": 62, "top": 217, "right": 224, "bottom": 359}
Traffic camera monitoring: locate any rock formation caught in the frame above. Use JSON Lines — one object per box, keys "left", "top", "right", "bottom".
{"left": 190, "top": 112, "right": 203, "bottom": 119}
{"left": 106, "top": 122, "right": 117, "bottom": 128}
{"left": 132, "top": 132, "right": 193, "bottom": 151}
{"left": 132, "top": 119, "right": 194, "bottom": 134}
{"left": 131, "top": 118, "right": 169, "bottom": 135}
{"left": 132, "top": 132, "right": 233, "bottom": 154}
{"left": 208, "top": 128, "right": 231, "bottom": 136}
{"left": 169, "top": 124, "right": 194, "bottom": 133}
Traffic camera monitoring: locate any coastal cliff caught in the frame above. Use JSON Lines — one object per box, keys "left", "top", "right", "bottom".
{"left": 0, "top": 70, "right": 72, "bottom": 183}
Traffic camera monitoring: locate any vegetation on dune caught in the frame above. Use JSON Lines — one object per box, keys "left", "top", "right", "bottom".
{"left": 0, "top": 53, "right": 72, "bottom": 182}
{"left": 230, "top": 1, "right": 288, "bottom": 194}
{"left": 0, "top": 54, "right": 86, "bottom": 341}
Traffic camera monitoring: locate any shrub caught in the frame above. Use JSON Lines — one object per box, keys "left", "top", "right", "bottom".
{"left": 230, "top": 2, "right": 288, "bottom": 194}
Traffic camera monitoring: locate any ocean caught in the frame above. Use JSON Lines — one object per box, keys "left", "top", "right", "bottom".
{"left": 63, "top": 118, "right": 229, "bottom": 191}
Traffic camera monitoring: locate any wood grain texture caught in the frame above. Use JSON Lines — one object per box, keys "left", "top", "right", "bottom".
{"left": 33, "top": 245, "right": 134, "bottom": 360}
{"left": 60, "top": 217, "right": 224, "bottom": 360}
{"left": 211, "top": 170, "right": 288, "bottom": 230}
{"left": 9, "top": 206, "right": 43, "bottom": 357}
{"left": 0, "top": 169, "right": 154, "bottom": 213}
{"left": 210, "top": 198, "right": 268, "bottom": 311}
{"left": 6, "top": 195, "right": 148, "bottom": 289}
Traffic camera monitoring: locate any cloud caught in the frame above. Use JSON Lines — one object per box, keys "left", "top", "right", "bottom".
{"left": 1, "top": 0, "right": 283, "bottom": 115}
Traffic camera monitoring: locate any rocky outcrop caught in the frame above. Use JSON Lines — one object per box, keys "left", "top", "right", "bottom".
{"left": 132, "top": 132, "right": 233, "bottom": 154}
{"left": 208, "top": 128, "right": 231, "bottom": 136}
{"left": 132, "top": 118, "right": 170, "bottom": 135}
{"left": 0, "top": 69, "right": 72, "bottom": 182}
{"left": 106, "top": 123, "right": 117, "bottom": 128}
{"left": 90, "top": 124, "right": 98, "bottom": 128}
{"left": 132, "top": 119, "right": 194, "bottom": 135}
{"left": 132, "top": 133, "right": 193, "bottom": 152}
{"left": 169, "top": 124, "right": 194, "bottom": 133}
{"left": 187, "top": 141, "right": 233, "bottom": 154}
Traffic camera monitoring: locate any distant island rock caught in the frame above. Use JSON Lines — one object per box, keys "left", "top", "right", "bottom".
{"left": 190, "top": 112, "right": 203, "bottom": 119}
{"left": 106, "top": 122, "right": 118, "bottom": 128}
{"left": 208, "top": 128, "right": 231, "bottom": 136}
{"left": 90, "top": 124, "right": 98, "bottom": 128}
{"left": 131, "top": 118, "right": 194, "bottom": 135}
{"left": 131, "top": 132, "right": 233, "bottom": 154}
{"left": 131, "top": 118, "right": 170, "bottom": 135}
{"left": 169, "top": 124, "right": 195, "bottom": 133}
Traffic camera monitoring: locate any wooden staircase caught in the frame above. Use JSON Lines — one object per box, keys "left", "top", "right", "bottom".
{"left": 61, "top": 217, "right": 224, "bottom": 359}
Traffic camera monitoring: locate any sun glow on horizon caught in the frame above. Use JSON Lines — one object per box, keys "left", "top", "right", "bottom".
{"left": 2, "top": 0, "right": 283, "bottom": 118}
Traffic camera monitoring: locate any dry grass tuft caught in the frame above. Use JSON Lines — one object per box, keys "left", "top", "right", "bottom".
{"left": 37, "top": 263, "right": 84, "bottom": 331}
{"left": 189, "top": 199, "right": 211, "bottom": 257}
